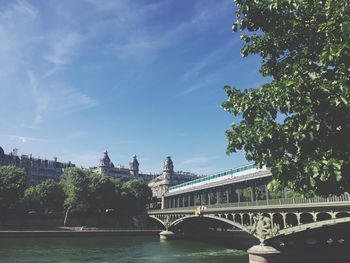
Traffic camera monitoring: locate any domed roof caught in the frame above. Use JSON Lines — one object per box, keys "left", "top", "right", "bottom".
{"left": 0, "top": 146, "right": 4, "bottom": 156}
{"left": 163, "top": 156, "right": 174, "bottom": 173}
{"left": 100, "top": 150, "right": 111, "bottom": 166}
{"left": 129, "top": 155, "right": 139, "bottom": 171}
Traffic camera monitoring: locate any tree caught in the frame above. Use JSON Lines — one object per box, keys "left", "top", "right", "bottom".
{"left": 120, "top": 180, "right": 152, "bottom": 215}
{"left": 222, "top": 0, "right": 350, "bottom": 196}
{"left": 23, "top": 179, "right": 64, "bottom": 213}
{"left": 85, "top": 171, "right": 121, "bottom": 213}
{"left": 0, "top": 166, "right": 26, "bottom": 214}
{"left": 60, "top": 167, "right": 90, "bottom": 225}
{"left": 60, "top": 168, "right": 122, "bottom": 224}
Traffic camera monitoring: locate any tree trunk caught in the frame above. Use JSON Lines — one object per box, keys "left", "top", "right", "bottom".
{"left": 64, "top": 207, "right": 71, "bottom": 226}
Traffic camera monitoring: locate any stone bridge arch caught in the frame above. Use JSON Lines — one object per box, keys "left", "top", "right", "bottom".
{"left": 150, "top": 214, "right": 259, "bottom": 240}
{"left": 274, "top": 216, "right": 350, "bottom": 241}
{"left": 149, "top": 211, "right": 350, "bottom": 244}
{"left": 148, "top": 215, "right": 167, "bottom": 229}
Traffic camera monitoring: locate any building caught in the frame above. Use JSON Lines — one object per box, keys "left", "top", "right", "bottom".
{"left": 0, "top": 146, "right": 75, "bottom": 185}
{"left": 0, "top": 145, "right": 199, "bottom": 198}
{"left": 92, "top": 151, "right": 199, "bottom": 201}
{"left": 148, "top": 156, "right": 199, "bottom": 207}
{"left": 90, "top": 150, "right": 157, "bottom": 182}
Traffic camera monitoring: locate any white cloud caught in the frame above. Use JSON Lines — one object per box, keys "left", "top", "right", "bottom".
{"left": 182, "top": 156, "right": 214, "bottom": 166}
{"left": 13, "top": 0, "right": 38, "bottom": 19}
{"left": 0, "top": 1, "right": 39, "bottom": 76}
{"left": 0, "top": 134, "right": 47, "bottom": 143}
{"left": 60, "top": 150, "right": 101, "bottom": 168}
{"left": 0, "top": 0, "right": 38, "bottom": 20}
{"left": 27, "top": 71, "right": 97, "bottom": 126}
{"left": 44, "top": 32, "right": 83, "bottom": 66}
{"left": 95, "top": 0, "right": 227, "bottom": 60}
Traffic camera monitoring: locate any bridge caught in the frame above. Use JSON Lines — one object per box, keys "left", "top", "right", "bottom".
{"left": 147, "top": 164, "right": 350, "bottom": 263}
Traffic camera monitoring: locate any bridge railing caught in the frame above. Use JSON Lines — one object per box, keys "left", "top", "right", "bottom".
{"left": 153, "top": 193, "right": 350, "bottom": 212}
{"left": 168, "top": 164, "right": 258, "bottom": 192}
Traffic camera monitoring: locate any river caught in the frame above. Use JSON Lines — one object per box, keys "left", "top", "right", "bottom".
{"left": 0, "top": 235, "right": 248, "bottom": 263}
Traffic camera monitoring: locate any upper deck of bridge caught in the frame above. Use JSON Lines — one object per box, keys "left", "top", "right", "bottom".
{"left": 166, "top": 164, "right": 271, "bottom": 197}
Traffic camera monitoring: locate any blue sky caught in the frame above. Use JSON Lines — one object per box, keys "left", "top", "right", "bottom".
{"left": 0, "top": 0, "right": 266, "bottom": 175}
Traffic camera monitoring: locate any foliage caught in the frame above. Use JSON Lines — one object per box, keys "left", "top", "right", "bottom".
{"left": 85, "top": 171, "right": 121, "bottom": 213}
{"left": 0, "top": 166, "right": 26, "bottom": 213}
{"left": 60, "top": 168, "right": 148, "bottom": 222}
{"left": 223, "top": 0, "right": 350, "bottom": 196}
{"left": 23, "top": 179, "right": 64, "bottom": 213}
{"left": 0, "top": 164, "right": 152, "bottom": 223}
{"left": 60, "top": 167, "right": 90, "bottom": 213}
{"left": 120, "top": 179, "right": 152, "bottom": 215}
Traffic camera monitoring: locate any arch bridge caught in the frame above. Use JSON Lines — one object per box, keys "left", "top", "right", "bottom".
{"left": 148, "top": 194, "right": 350, "bottom": 244}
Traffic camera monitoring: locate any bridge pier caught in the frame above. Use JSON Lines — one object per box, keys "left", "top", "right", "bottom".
{"left": 159, "top": 230, "right": 176, "bottom": 240}
{"left": 247, "top": 245, "right": 282, "bottom": 263}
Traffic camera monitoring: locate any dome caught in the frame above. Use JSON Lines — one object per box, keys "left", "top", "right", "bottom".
{"left": 100, "top": 150, "right": 111, "bottom": 167}
{"left": 163, "top": 156, "right": 174, "bottom": 173}
{"left": 129, "top": 155, "right": 139, "bottom": 175}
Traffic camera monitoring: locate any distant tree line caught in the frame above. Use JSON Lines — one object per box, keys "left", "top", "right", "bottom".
{"left": 0, "top": 166, "right": 152, "bottom": 225}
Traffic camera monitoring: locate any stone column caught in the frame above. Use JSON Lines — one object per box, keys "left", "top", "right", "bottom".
{"left": 160, "top": 230, "right": 176, "bottom": 240}
{"left": 247, "top": 245, "right": 281, "bottom": 263}
{"left": 201, "top": 192, "right": 206, "bottom": 205}
{"left": 182, "top": 196, "right": 185, "bottom": 207}
{"left": 225, "top": 189, "right": 230, "bottom": 203}
{"left": 188, "top": 195, "right": 191, "bottom": 207}
{"left": 250, "top": 185, "right": 256, "bottom": 202}
{"left": 236, "top": 189, "right": 241, "bottom": 203}
{"left": 216, "top": 189, "right": 222, "bottom": 204}
{"left": 219, "top": 189, "right": 223, "bottom": 204}
{"left": 265, "top": 184, "right": 269, "bottom": 201}
{"left": 161, "top": 196, "right": 165, "bottom": 209}
{"left": 296, "top": 212, "right": 301, "bottom": 225}
{"left": 194, "top": 194, "right": 198, "bottom": 206}
{"left": 208, "top": 191, "right": 212, "bottom": 205}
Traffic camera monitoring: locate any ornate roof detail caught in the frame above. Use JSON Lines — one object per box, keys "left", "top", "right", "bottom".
{"left": 100, "top": 150, "right": 111, "bottom": 167}
{"left": 163, "top": 156, "right": 174, "bottom": 173}
{"left": 129, "top": 154, "right": 139, "bottom": 175}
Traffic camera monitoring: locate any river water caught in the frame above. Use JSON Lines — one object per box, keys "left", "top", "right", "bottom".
{"left": 0, "top": 235, "right": 248, "bottom": 263}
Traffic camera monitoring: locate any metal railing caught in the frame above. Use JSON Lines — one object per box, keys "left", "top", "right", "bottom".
{"left": 167, "top": 171, "right": 271, "bottom": 196}
{"left": 149, "top": 193, "right": 350, "bottom": 213}
{"left": 168, "top": 164, "right": 256, "bottom": 191}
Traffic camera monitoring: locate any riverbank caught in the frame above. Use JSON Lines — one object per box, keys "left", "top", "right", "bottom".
{"left": 0, "top": 227, "right": 161, "bottom": 238}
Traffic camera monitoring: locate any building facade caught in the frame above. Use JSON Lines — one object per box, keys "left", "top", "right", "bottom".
{"left": 91, "top": 151, "right": 199, "bottom": 200}
{"left": 0, "top": 146, "right": 199, "bottom": 198}
{"left": 148, "top": 156, "right": 199, "bottom": 203}
{"left": 0, "top": 146, "right": 75, "bottom": 185}
{"left": 91, "top": 150, "right": 157, "bottom": 182}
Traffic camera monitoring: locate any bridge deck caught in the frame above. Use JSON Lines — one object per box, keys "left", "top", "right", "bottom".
{"left": 149, "top": 194, "right": 350, "bottom": 214}
{"left": 166, "top": 170, "right": 271, "bottom": 196}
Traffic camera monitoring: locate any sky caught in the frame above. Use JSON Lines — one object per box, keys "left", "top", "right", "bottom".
{"left": 0, "top": 0, "right": 267, "bottom": 175}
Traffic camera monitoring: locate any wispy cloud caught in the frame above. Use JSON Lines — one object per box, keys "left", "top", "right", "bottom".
{"left": 60, "top": 150, "right": 101, "bottom": 168}
{"left": 0, "top": 0, "right": 38, "bottom": 20}
{"left": 178, "top": 155, "right": 221, "bottom": 175}
{"left": 0, "top": 1, "right": 38, "bottom": 76}
{"left": 44, "top": 32, "right": 83, "bottom": 66}
{"left": 13, "top": 0, "right": 38, "bottom": 19}
{"left": 27, "top": 71, "right": 97, "bottom": 126}
{"left": 182, "top": 156, "right": 214, "bottom": 166}
{"left": 0, "top": 134, "right": 47, "bottom": 143}
{"left": 99, "top": 0, "right": 228, "bottom": 60}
